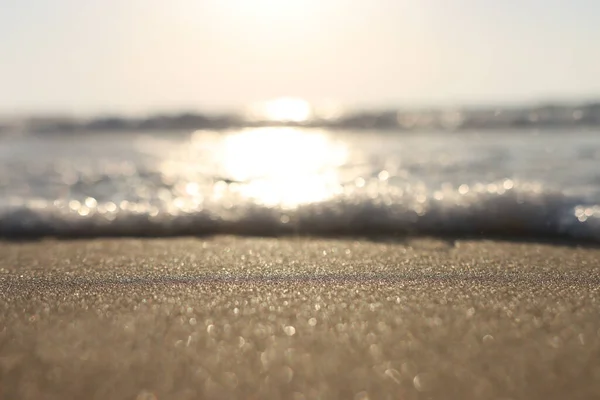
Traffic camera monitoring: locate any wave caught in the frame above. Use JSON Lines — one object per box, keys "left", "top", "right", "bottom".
{"left": 2, "top": 181, "right": 599, "bottom": 242}
{"left": 2, "top": 127, "right": 599, "bottom": 243}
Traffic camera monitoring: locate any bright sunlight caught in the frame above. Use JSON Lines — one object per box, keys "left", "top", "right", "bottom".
{"left": 249, "top": 98, "right": 313, "bottom": 122}
{"left": 221, "top": 127, "right": 346, "bottom": 207}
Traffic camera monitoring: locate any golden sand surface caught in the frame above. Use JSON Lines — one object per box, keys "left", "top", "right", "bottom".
{"left": 1, "top": 237, "right": 600, "bottom": 400}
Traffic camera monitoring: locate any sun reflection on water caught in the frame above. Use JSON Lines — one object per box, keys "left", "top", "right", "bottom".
{"left": 159, "top": 127, "right": 349, "bottom": 211}
{"left": 220, "top": 127, "right": 347, "bottom": 208}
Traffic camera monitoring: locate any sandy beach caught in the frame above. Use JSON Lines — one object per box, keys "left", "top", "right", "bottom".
{"left": 1, "top": 237, "right": 600, "bottom": 400}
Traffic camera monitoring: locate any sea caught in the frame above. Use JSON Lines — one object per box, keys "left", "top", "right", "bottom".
{"left": 1, "top": 126, "right": 600, "bottom": 242}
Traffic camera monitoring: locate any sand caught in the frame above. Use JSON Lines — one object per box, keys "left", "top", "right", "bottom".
{"left": 1, "top": 236, "right": 600, "bottom": 400}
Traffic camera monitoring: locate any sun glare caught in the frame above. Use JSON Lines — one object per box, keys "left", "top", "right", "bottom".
{"left": 160, "top": 127, "right": 348, "bottom": 209}
{"left": 220, "top": 127, "right": 346, "bottom": 207}
{"left": 251, "top": 98, "right": 312, "bottom": 122}
{"left": 226, "top": 0, "right": 318, "bottom": 19}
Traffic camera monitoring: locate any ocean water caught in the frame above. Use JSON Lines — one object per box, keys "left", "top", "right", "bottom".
{"left": 1, "top": 127, "right": 600, "bottom": 242}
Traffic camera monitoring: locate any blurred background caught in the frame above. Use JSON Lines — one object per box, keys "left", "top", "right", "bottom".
{"left": 1, "top": 0, "right": 600, "bottom": 240}
{"left": 2, "top": 0, "right": 600, "bottom": 124}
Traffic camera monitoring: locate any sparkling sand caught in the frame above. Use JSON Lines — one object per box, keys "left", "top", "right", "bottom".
{"left": 1, "top": 237, "right": 600, "bottom": 399}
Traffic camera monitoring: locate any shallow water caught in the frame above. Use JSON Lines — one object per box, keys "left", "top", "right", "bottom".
{"left": 1, "top": 128, "right": 599, "bottom": 241}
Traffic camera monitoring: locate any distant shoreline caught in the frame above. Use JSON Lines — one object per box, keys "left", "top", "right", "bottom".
{"left": 2, "top": 101, "right": 600, "bottom": 134}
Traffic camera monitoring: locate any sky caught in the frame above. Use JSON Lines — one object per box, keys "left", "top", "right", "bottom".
{"left": 1, "top": 0, "right": 600, "bottom": 115}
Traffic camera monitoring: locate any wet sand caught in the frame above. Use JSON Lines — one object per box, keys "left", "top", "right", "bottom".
{"left": 1, "top": 237, "right": 600, "bottom": 400}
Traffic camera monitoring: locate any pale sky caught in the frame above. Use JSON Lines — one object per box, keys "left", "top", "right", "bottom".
{"left": 1, "top": 0, "right": 600, "bottom": 115}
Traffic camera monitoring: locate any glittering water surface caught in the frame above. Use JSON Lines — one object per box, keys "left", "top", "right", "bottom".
{"left": 1, "top": 128, "right": 600, "bottom": 240}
